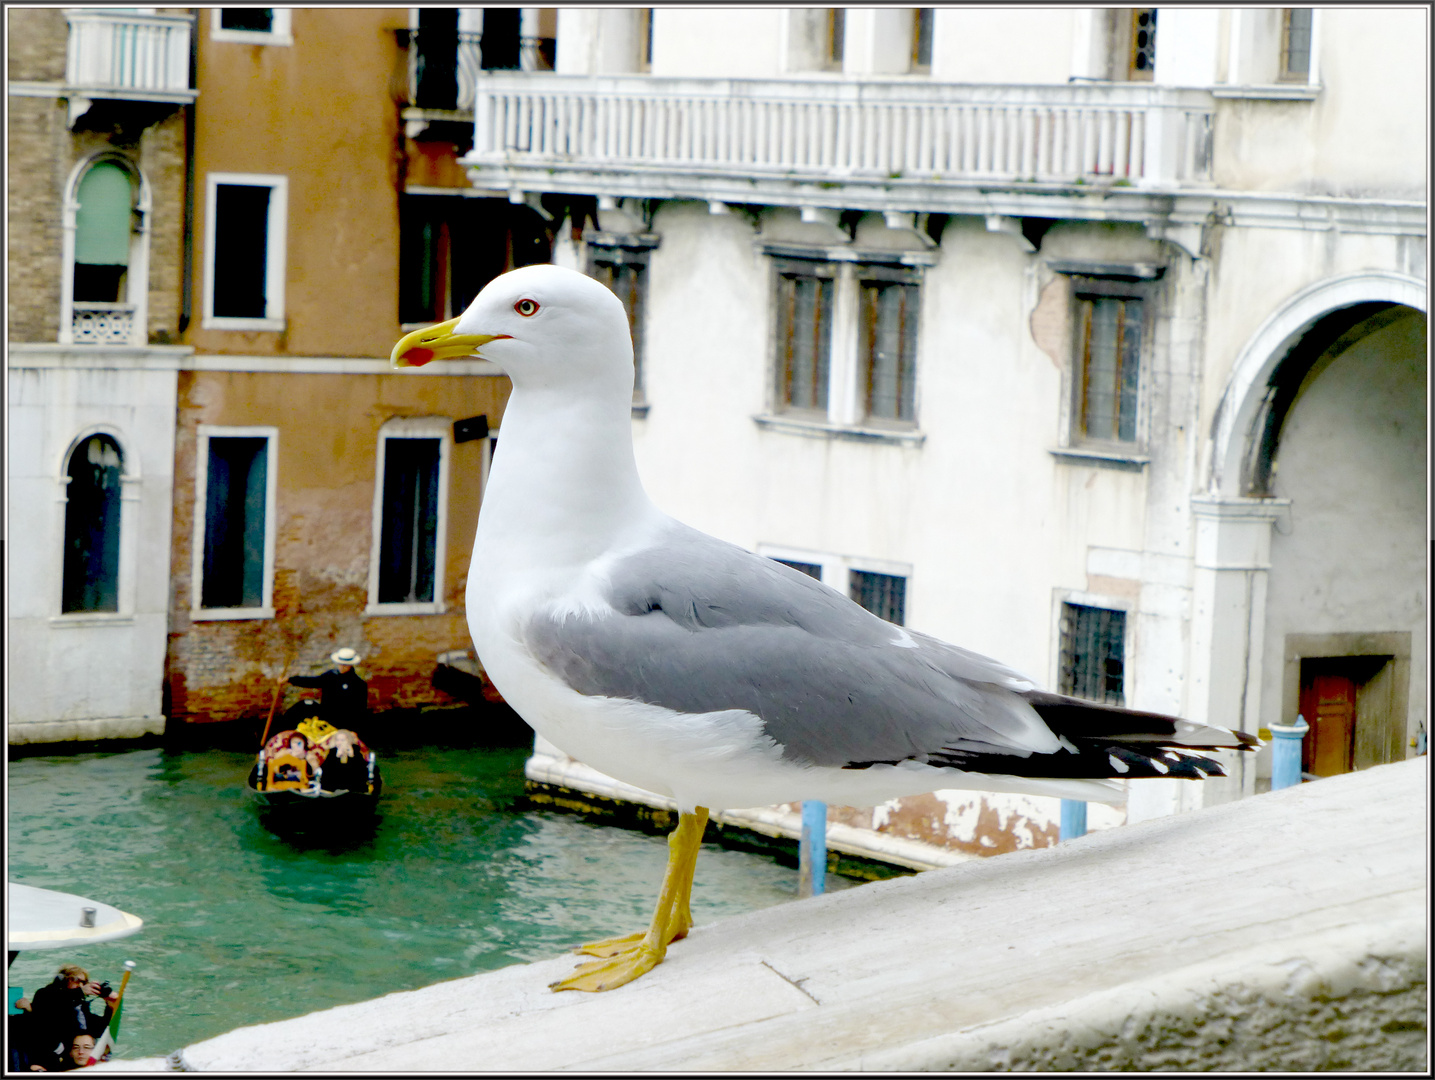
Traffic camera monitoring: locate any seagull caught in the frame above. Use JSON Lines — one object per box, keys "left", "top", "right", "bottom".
{"left": 392, "top": 263, "right": 1258, "bottom": 993}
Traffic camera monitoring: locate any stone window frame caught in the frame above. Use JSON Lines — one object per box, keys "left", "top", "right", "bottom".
{"left": 758, "top": 243, "right": 932, "bottom": 445}
{"left": 59, "top": 152, "right": 151, "bottom": 347}
{"left": 190, "top": 425, "right": 279, "bottom": 622}
{"left": 210, "top": 8, "right": 293, "bottom": 47}
{"left": 49, "top": 425, "right": 142, "bottom": 627}
{"left": 365, "top": 417, "right": 453, "bottom": 617}
{"left": 201, "top": 172, "right": 289, "bottom": 332}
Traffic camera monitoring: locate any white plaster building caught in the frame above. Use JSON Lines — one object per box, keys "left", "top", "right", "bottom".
{"left": 7, "top": 8, "right": 196, "bottom": 743}
{"left": 456, "top": 7, "right": 1427, "bottom": 841}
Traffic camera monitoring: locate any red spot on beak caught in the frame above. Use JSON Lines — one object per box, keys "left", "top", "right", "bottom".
{"left": 402, "top": 347, "right": 434, "bottom": 367}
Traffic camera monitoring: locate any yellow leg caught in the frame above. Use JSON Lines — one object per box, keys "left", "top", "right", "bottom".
{"left": 550, "top": 807, "right": 709, "bottom": 992}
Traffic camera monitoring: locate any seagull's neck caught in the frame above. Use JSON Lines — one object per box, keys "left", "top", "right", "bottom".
{"left": 476, "top": 381, "right": 660, "bottom": 583}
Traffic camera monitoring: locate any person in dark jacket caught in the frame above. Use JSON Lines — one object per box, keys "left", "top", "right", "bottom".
{"left": 25, "top": 966, "right": 113, "bottom": 1070}
{"left": 288, "top": 648, "right": 368, "bottom": 724}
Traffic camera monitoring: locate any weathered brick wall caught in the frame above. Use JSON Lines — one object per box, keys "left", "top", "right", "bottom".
{"left": 137, "top": 113, "right": 187, "bottom": 344}
{"left": 7, "top": 7, "right": 68, "bottom": 82}
{"left": 7, "top": 96, "right": 67, "bottom": 342}
{"left": 166, "top": 368, "right": 510, "bottom": 724}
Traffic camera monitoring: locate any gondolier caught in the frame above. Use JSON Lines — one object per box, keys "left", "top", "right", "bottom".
{"left": 288, "top": 648, "right": 368, "bottom": 724}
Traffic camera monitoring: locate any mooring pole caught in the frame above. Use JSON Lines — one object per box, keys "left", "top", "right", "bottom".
{"left": 1059, "top": 798, "right": 1087, "bottom": 841}
{"left": 1270, "top": 714, "right": 1310, "bottom": 790}
{"left": 798, "top": 799, "right": 827, "bottom": 897}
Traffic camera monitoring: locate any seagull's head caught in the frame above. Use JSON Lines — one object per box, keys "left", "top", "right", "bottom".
{"left": 391, "top": 263, "right": 633, "bottom": 393}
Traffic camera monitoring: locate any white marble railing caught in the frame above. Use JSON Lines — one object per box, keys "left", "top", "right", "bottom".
{"left": 65, "top": 10, "right": 193, "bottom": 95}
{"left": 72, "top": 304, "right": 137, "bottom": 346}
{"left": 470, "top": 74, "right": 1214, "bottom": 189}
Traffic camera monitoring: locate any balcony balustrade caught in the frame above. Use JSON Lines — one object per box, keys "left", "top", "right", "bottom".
{"left": 65, "top": 10, "right": 193, "bottom": 96}
{"left": 71, "top": 303, "right": 137, "bottom": 346}
{"left": 464, "top": 74, "right": 1215, "bottom": 212}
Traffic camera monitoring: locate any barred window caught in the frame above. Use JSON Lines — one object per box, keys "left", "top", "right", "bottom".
{"left": 1058, "top": 604, "right": 1126, "bottom": 705}
{"left": 850, "top": 570, "right": 906, "bottom": 626}
{"left": 1128, "top": 9, "right": 1157, "bottom": 81}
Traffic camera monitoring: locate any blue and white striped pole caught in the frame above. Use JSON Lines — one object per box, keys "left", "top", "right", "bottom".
{"left": 1059, "top": 798, "right": 1087, "bottom": 841}
{"left": 1270, "top": 714, "right": 1309, "bottom": 790}
{"left": 798, "top": 799, "right": 827, "bottom": 897}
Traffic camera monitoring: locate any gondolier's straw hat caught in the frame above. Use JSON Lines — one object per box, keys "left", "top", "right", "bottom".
{"left": 332, "top": 648, "right": 362, "bottom": 666}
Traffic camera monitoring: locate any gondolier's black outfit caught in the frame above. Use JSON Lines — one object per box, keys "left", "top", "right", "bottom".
{"left": 289, "top": 668, "right": 367, "bottom": 723}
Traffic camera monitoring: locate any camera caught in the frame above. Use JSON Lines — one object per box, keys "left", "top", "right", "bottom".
{"left": 96, "top": 981, "right": 113, "bottom": 997}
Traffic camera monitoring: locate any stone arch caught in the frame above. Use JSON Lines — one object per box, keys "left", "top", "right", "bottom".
{"left": 1206, "top": 271, "right": 1426, "bottom": 496}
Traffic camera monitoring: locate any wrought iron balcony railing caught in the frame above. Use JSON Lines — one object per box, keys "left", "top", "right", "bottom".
{"left": 465, "top": 74, "right": 1215, "bottom": 201}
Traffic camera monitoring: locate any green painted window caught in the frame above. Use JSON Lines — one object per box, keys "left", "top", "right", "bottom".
{"left": 74, "top": 162, "right": 132, "bottom": 303}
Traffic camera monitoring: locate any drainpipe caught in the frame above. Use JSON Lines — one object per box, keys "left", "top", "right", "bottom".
{"left": 178, "top": 9, "right": 198, "bottom": 334}
{"left": 1269, "top": 715, "right": 1309, "bottom": 790}
{"left": 797, "top": 800, "right": 827, "bottom": 897}
{"left": 1059, "top": 799, "right": 1087, "bottom": 841}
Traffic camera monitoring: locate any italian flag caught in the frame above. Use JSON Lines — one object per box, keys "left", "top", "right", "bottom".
{"left": 87, "top": 968, "right": 130, "bottom": 1066}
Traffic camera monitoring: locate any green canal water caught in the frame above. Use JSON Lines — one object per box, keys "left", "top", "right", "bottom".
{"left": 7, "top": 743, "right": 849, "bottom": 1059}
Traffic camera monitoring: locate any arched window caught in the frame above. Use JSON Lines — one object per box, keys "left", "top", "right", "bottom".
{"left": 62, "top": 434, "right": 123, "bottom": 613}
{"left": 63, "top": 154, "right": 149, "bottom": 346}
{"left": 74, "top": 161, "right": 133, "bottom": 303}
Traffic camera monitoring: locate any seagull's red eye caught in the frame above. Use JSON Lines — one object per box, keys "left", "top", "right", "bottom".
{"left": 515, "top": 298, "right": 540, "bottom": 317}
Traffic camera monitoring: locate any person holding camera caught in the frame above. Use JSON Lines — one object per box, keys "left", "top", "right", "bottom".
{"left": 23, "top": 965, "right": 115, "bottom": 1070}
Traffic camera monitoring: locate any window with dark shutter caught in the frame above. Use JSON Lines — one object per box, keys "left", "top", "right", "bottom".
{"left": 774, "top": 558, "right": 823, "bottom": 580}
{"left": 588, "top": 244, "right": 652, "bottom": 403}
{"left": 201, "top": 437, "right": 269, "bottom": 609}
{"left": 62, "top": 435, "right": 123, "bottom": 613}
{"left": 377, "top": 438, "right": 442, "bottom": 604}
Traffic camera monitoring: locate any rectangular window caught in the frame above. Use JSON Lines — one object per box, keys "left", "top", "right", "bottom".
{"left": 377, "top": 438, "right": 441, "bottom": 604}
{"left": 912, "top": 9, "right": 934, "bottom": 71}
{"left": 775, "top": 263, "right": 835, "bottom": 414}
{"left": 588, "top": 242, "right": 653, "bottom": 405}
{"left": 368, "top": 424, "right": 451, "bottom": 614}
{"left": 1076, "top": 292, "right": 1143, "bottom": 443}
{"left": 193, "top": 427, "right": 277, "bottom": 618}
{"left": 860, "top": 276, "right": 919, "bottom": 423}
{"left": 1280, "top": 9, "right": 1313, "bottom": 81}
{"left": 1058, "top": 603, "right": 1126, "bottom": 705}
{"left": 203, "top": 174, "right": 287, "bottom": 331}
{"left": 212, "top": 8, "right": 291, "bottom": 45}
{"left": 850, "top": 570, "right": 906, "bottom": 625}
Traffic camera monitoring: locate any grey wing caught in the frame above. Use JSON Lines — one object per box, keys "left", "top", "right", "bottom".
{"left": 524, "top": 521, "right": 1061, "bottom": 767}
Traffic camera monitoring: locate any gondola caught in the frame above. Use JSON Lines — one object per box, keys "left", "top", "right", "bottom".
{"left": 246, "top": 700, "right": 382, "bottom": 813}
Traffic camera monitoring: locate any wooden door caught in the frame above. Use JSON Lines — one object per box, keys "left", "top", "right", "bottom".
{"left": 1300, "top": 670, "right": 1357, "bottom": 776}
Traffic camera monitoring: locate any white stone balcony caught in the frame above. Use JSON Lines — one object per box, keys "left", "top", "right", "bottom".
{"left": 70, "top": 302, "right": 138, "bottom": 346}
{"left": 64, "top": 9, "right": 196, "bottom": 128}
{"left": 463, "top": 74, "right": 1215, "bottom": 219}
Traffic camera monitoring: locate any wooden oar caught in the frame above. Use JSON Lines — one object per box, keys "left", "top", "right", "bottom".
{"left": 259, "top": 649, "right": 297, "bottom": 748}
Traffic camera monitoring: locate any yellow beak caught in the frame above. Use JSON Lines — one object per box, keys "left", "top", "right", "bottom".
{"left": 391, "top": 317, "right": 504, "bottom": 368}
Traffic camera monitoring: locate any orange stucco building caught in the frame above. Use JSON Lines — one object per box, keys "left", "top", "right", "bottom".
{"left": 166, "top": 9, "right": 549, "bottom": 725}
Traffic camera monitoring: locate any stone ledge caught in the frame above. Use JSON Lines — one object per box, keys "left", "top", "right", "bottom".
{"left": 8, "top": 716, "right": 165, "bottom": 745}
{"left": 100, "top": 757, "right": 1426, "bottom": 1072}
